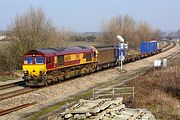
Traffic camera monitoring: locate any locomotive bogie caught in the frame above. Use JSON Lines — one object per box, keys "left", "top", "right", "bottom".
{"left": 24, "top": 75, "right": 47, "bottom": 86}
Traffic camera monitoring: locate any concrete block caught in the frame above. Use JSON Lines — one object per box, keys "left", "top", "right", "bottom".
{"left": 86, "top": 112, "right": 92, "bottom": 117}
{"left": 90, "top": 107, "right": 101, "bottom": 114}
{"left": 61, "top": 98, "right": 156, "bottom": 120}
{"left": 113, "top": 114, "right": 131, "bottom": 120}
{"left": 96, "top": 110, "right": 107, "bottom": 119}
{"left": 74, "top": 114, "right": 86, "bottom": 119}
{"left": 64, "top": 113, "right": 73, "bottom": 119}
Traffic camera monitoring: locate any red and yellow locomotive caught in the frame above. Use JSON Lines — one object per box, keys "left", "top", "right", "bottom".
{"left": 22, "top": 46, "right": 98, "bottom": 86}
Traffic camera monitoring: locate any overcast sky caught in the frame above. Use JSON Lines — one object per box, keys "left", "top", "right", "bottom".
{"left": 0, "top": 0, "right": 180, "bottom": 32}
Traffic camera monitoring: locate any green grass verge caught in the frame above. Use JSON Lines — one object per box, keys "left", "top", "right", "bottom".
{"left": 27, "top": 90, "right": 93, "bottom": 120}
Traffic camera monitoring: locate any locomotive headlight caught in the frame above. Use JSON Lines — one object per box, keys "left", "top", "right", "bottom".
{"left": 23, "top": 70, "right": 28, "bottom": 74}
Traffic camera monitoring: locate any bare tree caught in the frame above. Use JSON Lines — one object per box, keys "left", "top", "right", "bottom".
{"left": 54, "top": 27, "right": 74, "bottom": 47}
{"left": 7, "top": 7, "right": 57, "bottom": 70}
{"left": 98, "top": 15, "right": 161, "bottom": 50}
{"left": 135, "top": 21, "right": 152, "bottom": 41}
{"left": 152, "top": 29, "right": 162, "bottom": 41}
{"left": 99, "top": 15, "right": 135, "bottom": 46}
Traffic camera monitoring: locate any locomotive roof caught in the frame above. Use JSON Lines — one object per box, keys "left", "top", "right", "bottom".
{"left": 24, "top": 46, "right": 93, "bottom": 56}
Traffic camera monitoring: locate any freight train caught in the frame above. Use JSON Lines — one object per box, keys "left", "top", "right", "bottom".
{"left": 22, "top": 41, "right": 161, "bottom": 86}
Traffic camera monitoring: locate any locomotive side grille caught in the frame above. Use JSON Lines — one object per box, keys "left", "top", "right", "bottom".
{"left": 57, "top": 56, "right": 64, "bottom": 65}
{"left": 86, "top": 53, "right": 92, "bottom": 62}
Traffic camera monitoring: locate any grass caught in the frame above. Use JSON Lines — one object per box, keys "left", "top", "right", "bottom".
{"left": 27, "top": 90, "right": 93, "bottom": 120}
{"left": 27, "top": 100, "right": 72, "bottom": 120}
{"left": 0, "top": 71, "right": 21, "bottom": 82}
{"left": 124, "top": 59, "right": 180, "bottom": 120}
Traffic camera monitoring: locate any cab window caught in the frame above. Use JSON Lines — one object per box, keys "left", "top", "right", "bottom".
{"left": 35, "top": 56, "right": 44, "bottom": 64}
{"left": 24, "top": 57, "right": 33, "bottom": 64}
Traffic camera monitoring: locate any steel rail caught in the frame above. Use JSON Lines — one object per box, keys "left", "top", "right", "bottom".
{"left": 0, "top": 81, "right": 25, "bottom": 91}
{"left": 0, "top": 102, "right": 36, "bottom": 116}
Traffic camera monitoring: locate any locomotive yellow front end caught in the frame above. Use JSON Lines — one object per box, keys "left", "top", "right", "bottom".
{"left": 22, "top": 55, "right": 47, "bottom": 86}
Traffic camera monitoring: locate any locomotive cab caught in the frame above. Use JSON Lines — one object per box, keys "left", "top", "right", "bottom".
{"left": 22, "top": 50, "right": 47, "bottom": 86}
{"left": 23, "top": 55, "right": 46, "bottom": 76}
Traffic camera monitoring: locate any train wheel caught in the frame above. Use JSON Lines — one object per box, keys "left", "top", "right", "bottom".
{"left": 81, "top": 68, "right": 86, "bottom": 75}
{"left": 44, "top": 80, "right": 48, "bottom": 86}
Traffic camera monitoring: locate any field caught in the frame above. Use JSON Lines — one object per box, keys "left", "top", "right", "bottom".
{"left": 124, "top": 57, "right": 180, "bottom": 119}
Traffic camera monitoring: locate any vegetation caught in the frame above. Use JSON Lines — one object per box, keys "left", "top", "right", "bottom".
{"left": 124, "top": 59, "right": 180, "bottom": 120}
{"left": 27, "top": 90, "right": 93, "bottom": 120}
{"left": 98, "top": 15, "right": 161, "bottom": 50}
{"left": 0, "top": 8, "right": 161, "bottom": 76}
{"left": 0, "top": 75, "right": 17, "bottom": 81}
{"left": 0, "top": 7, "right": 72, "bottom": 72}
{"left": 70, "top": 35, "right": 96, "bottom": 42}
{"left": 7, "top": 7, "right": 57, "bottom": 70}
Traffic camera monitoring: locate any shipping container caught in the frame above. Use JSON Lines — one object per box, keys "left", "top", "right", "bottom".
{"left": 140, "top": 41, "right": 158, "bottom": 53}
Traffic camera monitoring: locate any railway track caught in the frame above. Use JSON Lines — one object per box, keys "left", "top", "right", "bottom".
{"left": 0, "top": 88, "right": 36, "bottom": 101}
{"left": 0, "top": 102, "right": 36, "bottom": 116}
{"left": 0, "top": 41, "right": 177, "bottom": 116}
{"left": 162, "top": 40, "right": 171, "bottom": 50}
{"left": 0, "top": 81, "right": 25, "bottom": 91}
{"left": 162, "top": 40, "right": 176, "bottom": 52}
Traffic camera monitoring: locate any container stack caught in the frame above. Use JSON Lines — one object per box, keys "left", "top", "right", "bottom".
{"left": 61, "top": 98, "right": 156, "bottom": 120}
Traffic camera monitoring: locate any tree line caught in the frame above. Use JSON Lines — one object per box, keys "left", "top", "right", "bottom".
{"left": 0, "top": 7, "right": 161, "bottom": 72}
{"left": 98, "top": 15, "right": 161, "bottom": 50}
{"left": 0, "top": 7, "right": 72, "bottom": 71}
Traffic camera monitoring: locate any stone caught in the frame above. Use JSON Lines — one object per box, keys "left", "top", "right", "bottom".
{"left": 64, "top": 113, "right": 73, "bottom": 119}
{"left": 86, "top": 112, "right": 92, "bottom": 117}
{"left": 90, "top": 107, "right": 101, "bottom": 114}
{"left": 61, "top": 98, "right": 156, "bottom": 120}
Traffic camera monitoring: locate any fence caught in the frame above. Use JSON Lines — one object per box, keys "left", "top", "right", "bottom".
{"left": 93, "top": 86, "right": 134, "bottom": 99}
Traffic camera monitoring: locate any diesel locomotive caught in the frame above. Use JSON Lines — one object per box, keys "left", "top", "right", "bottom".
{"left": 22, "top": 41, "right": 161, "bottom": 86}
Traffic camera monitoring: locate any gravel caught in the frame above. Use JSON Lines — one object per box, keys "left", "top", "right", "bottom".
{"left": 0, "top": 86, "right": 25, "bottom": 95}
